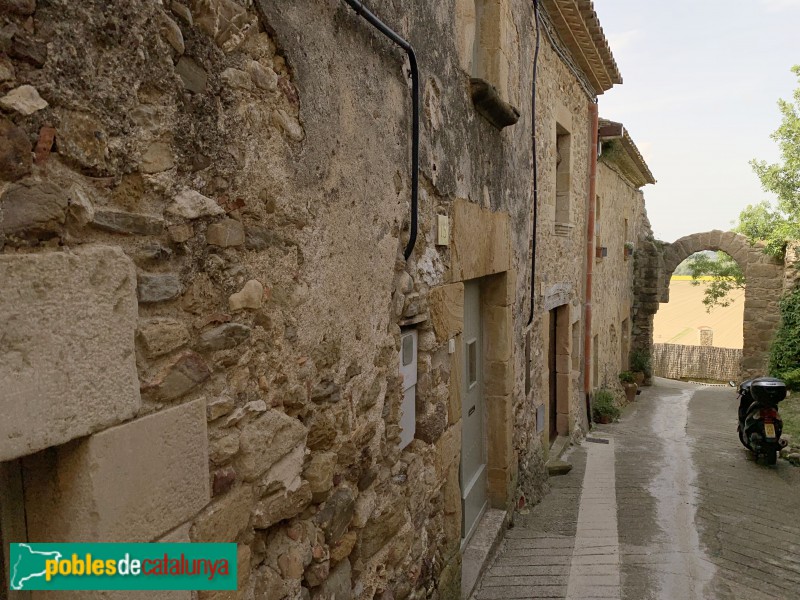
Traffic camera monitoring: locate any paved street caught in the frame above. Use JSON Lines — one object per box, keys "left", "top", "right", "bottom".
{"left": 472, "top": 378, "right": 800, "bottom": 600}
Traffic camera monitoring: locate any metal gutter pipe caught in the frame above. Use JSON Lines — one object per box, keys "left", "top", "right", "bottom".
{"left": 584, "top": 101, "right": 599, "bottom": 415}
{"left": 342, "top": 0, "right": 419, "bottom": 260}
{"left": 527, "top": 0, "right": 541, "bottom": 327}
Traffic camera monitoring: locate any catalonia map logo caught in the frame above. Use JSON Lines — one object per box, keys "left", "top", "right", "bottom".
{"left": 9, "top": 543, "right": 237, "bottom": 591}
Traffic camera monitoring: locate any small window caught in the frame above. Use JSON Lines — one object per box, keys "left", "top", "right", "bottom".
{"left": 467, "top": 338, "right": 478, "bottom": 388}
{"left": 402, "top": 334, "right": 414, "bottom": 367}
{"left": 555, "top": 124, "right": 572, "bottom": 233}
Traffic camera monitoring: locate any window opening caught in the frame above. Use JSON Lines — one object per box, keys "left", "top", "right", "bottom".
{"left": 555, "top": 124, "right": 572, "bottom": 232}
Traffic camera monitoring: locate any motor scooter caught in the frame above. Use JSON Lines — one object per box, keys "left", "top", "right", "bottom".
{"left": 735, "top": 377, "right": 788, "bottom": 465}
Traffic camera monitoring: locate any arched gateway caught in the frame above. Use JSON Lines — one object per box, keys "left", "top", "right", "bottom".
{"left": 632, "top": 230, "right": 784, "bottom": 380}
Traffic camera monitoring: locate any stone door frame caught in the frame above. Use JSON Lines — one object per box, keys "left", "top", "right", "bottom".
{"left": 430, "top": 199, "right": 517, "bottom": 513}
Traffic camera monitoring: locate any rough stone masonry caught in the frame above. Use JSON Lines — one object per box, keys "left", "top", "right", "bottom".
{"left": 0, "top": 1, "right": 641, "bottom": 599}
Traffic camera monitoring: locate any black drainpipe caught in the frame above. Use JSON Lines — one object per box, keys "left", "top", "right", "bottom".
{"left": 527, "top": 0, "right": 541, "bottom": 326}
{"left": 342, "top": 0, "right": 419, "bottom": 260}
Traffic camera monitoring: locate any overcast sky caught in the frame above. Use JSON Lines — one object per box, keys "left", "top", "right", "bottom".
{"left": 596, "top": 0, "right": 800, "bottom": 243}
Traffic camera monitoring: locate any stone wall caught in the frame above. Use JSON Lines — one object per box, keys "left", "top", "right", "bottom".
{"left": 652, "top": 343, "right": 742, "bottom": 382}
{"left": 527, "top": 33, "right": 592, "bottom": 454}
{"left": 784, "top": 242, "right": 800, "bottom": 293}
{"left": 591, "top": 159, "right": 650, "bottom": 392}
{"left": 0, "top": 0, "right": 616, "bottom": 598}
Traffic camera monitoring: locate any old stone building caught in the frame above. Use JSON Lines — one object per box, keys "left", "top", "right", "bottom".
{"left": 0, "top": 1, "right": 639, "bottom": 599}
{"left": 590, "top": 120, "right": 655, "bottom": 391}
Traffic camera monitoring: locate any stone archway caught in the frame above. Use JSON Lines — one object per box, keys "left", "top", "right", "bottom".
{"left": 632, "top": 230, "right": 784, "bottom": 380}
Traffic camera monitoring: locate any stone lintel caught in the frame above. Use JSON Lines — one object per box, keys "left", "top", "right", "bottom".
{"left": 450, "top": 198, "right": 510, "bottom": 283}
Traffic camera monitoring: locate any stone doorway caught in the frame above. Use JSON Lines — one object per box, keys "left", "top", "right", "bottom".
{"left": 549, "top": 308, "right": 558, "bottom": 441}
{"left": 547, "top": 304, "right": 571, "bottom": 444}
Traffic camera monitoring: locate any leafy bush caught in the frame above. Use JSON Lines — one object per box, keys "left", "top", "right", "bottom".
{"left": 770, "top": 287, "right": 800, "bottom": 390}
{"left": 630, "top": 349, "right": 652, "bottom": 376}
{"left": 619, "top": 371, "right": 635, "bottom": 384}
{"left": 592, "top": 389, "right": 620, "bottom": 422}
{"left": 780, "top": 369, "right": 800, "bottom": 390}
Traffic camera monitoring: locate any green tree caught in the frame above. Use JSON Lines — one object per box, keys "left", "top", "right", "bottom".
{"left": 685, "top": 251, "right": 745, "bottom": 311}
{"left": 769, "top": 286, "right": 800, "bottom": 390}
{"left": 739, "top": 65, "right": 800, "bottom": 257}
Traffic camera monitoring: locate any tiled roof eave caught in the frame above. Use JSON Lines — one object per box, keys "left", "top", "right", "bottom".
{"left": 599, "top": 118, "right": 656, "bottom": 187}
{"left": 541, "top": 0, "right": 622, "bottom": 94}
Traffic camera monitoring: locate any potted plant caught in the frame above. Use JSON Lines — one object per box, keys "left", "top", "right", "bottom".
{"left": 619, "top": 371, "right": 638, "bottom": 403}
{"left": 630, "top": 349, "right": 652, "bottom": 386}
{"left": 624, "top": 241, "right": 634, "bottom": 260}
{"left": 592, "top": 389, "right": 620, "bottom": 424}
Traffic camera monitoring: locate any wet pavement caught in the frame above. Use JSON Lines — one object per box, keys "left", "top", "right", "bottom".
{"left": 472, "top": 378, "right": 800, "bottom": 600}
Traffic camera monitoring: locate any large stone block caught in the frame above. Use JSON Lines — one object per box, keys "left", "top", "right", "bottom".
{"left": 190, "top": 484, "right": 254, "bottom": 543}
{"left": 484, "top": 305, "right": 512, "bottom": 362}
{"left": 0, "top": 247, "right": 140, "bottom": 461}
{"left": 429, "top": 282, "right": 464, "bottom": 342}
{"left": 448, "top": 334, "right": 464, "bottom": 425}
{"left": 483, "top": 270, "right": 515, "bottom": 307}
{"left": 706, "top": 230, "right": 723, "bottom": 250}
{"left": 488, "top": 465, "right": 513, "bottom": 508}
{"left": 23, "top": 399, "right": 210, "bottom": 542}
{"left": 235, "top": 410, "right": 307, "bottom": 482}
{"left": 0, "top": 180, "right": 67, "bottom": 237}
{"left": 434, "top": 422, "right": 462, "bottom": 479}
{"left": 485, "top": 360, "right": 512, "bottom": 396}
{"left": 487, "top": 395, "right": 512, "bottom": 471}
{"left": 719, "top": 230, "right": 745, "bottom": 252}
{"left": 450, "top": 199, "right": 510, "bottom": 282}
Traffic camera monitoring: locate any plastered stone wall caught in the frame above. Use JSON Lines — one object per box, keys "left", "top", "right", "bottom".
{"left": 591, "top": 161, "right": 649, "bottom": 395}
{"left": 0, "top": 0, "right": 608, "bottom": 598}
{"left": 527, "top": 36, "right": 592, "bottom": 455}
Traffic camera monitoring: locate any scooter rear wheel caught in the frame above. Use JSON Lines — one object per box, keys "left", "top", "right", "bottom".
{"left": 764, "top": 449, "right": 778, "bottom": 466}
{"left": 738, "top": 426, "right": 750, "bottom": 449}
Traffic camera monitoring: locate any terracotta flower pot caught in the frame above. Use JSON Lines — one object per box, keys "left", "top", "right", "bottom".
{"left": 633, "top": 371, "right": 645, "bottom": 386}
{"left": 623, "top": 383, "right": 637, "bottom": 403}
{"left": 595, "top": 414, "right": 613, "bottom": 424}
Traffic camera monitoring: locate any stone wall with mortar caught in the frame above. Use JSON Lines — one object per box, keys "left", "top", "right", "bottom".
{"left": 784, "top": 242, "right": 800, "bottom": 293}
{"left": 591, "top": 159, "right": 650, "bottom": 394}
{"left": 0, "top": 0, "right": 611, "bottom": 598}
{"left": 526, "top": 30, "right": 593, "bottom": 457}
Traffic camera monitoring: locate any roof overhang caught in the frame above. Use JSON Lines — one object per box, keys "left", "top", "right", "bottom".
{"left": 598, "top": 118, "right": 656, "bottom": 188}
{"left": 541, "top": 0, "right": 622, "bottom": 94}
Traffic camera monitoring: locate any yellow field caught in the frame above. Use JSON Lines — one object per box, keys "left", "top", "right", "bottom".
{"left": 653, "top": 279, "right": 744, "bottom": 349}
{"left": 669, "top": 275, "right": 717, "bottom": 281}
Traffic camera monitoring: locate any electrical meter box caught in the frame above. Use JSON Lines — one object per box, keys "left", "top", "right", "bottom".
{"left": 399, "top": 329, "right": 417, "bottom": 449}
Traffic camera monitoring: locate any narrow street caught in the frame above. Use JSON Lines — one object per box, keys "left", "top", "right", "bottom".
{"left": 472, "top": 378, "right": 800, "bottom": 600}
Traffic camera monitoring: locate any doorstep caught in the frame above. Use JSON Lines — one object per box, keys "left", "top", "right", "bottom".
{"left": 461, "top": 508, "right": 507, "bottom": 599}
{"left": 546, "top": 435, "right": 573, "bottom": 475}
